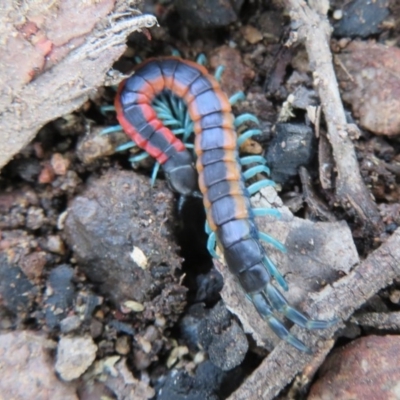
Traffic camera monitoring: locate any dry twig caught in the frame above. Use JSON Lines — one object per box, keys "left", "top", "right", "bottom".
{"left": 0, "top": 5, "right": 157, "bottom": 170}
{"left": 352, "top": 311, "right": 400, "bottom": 331}
{"left": 283, "top": 0, "right": 381, "bottom": 230}
{"left": 228, "top": 228, "right": 400, "bottom": 400}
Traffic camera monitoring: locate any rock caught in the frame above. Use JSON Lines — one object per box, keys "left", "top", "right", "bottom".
{"left": 115, "top": 335, "right": 131, "bottom": 355}
{"left": 76, "top": 128, "right": 127, "bottom": 165}
{"left": 265, "top": 123, "right": 316, "bottom": 183}
{"left": 64, "top": 170, "right": 186, "bottom": 324}
{"left": 209, "top": 45, "right": 254, "bottom": 96}
{"left": 241, "top": 25, "right": 263, "bottom": 44}
{"left": 107, "top": 358, "right": 155, "bottom": 399}
{"left": 19, "top": 250, "right": 47, "bottom": 280}
{"left": 156, "top": 361, "right": 224, "bottom": 400}
{"left": 26, "top": 206, "right": 46, "bottom": 230}
{"left": 195, "top": 268, "right": 224, "bottom": 303}
{"left": 55, "top": 335, "right": 97, "bottom": 381}
{"left": 336, "top": 41, "right": 400, "bottom": 136}
{"left": 50, "top": 152, "right": 70, "bottom": 175}
{"left": 198, "top": 301, "right": 248, "bottom": 371}
{"left": 309, "top": 335, "right": 400, "bottom": 400}
{"left": 180, "top": 303, "right": 209, "bottom": 350}
{"left": 174, "top": 0, "right": 244, "bottom": 28}
{"left": 60, "top": 315, "right": 82, "bottom": 333}
{"left": 333, "top": 0, "right": 389, "bottom": 38}
{"left": 14, "top": 158, "right": 42, "bottom": 182}
{"left": 0, "top": 331, "right": 77, "bottom": 399}
{"left": 0, "top": 252, "right": 37, "bottom": 316}
{"left": 45, "top": 264, "right": 76, "bottom": 329}
{"left": 45, "top": 234, "right": 66, "bottom": 255}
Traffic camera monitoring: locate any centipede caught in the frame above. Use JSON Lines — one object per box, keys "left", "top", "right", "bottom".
{"left": 113, "top": 56, "right": 336, "bottom": 353}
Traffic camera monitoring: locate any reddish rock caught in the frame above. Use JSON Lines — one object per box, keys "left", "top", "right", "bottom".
{"left": 56, "top": 335, "right": 97, "bottom": 381}
{"left": 0, "top": 331, "right": 77, "bottom": 399}
{"left": 309, "top": 335, "right": 400, "bottom": 400}
{"left": 336, "top": 41, "right": 400, "bottom": 136}
{"left": 209, "top": 45, "right": 255, "bottom": 96}
{"left": 50, "top": 153, "right": 70, "bottom": 176}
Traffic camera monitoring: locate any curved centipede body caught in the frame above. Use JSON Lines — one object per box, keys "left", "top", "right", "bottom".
{"left": 115, "top": 56, "right": 336, "bottom": 353}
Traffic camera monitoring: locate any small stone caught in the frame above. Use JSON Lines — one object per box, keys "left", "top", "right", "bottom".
{"left": 51, "top": 153, "right": 70, "bottom": 176}
{"left": 90, "top": 319, "right": 104, "bottom": 339}
{"left": 241, "top": 25, "right": 263, "bottom": 44}
{"left": 155, "top": 315, "right": 166, "bottom": 327}
{"left": 137, "top": 336, "right": 152, "bottom": 354}
{"left": 389, "top": 289, "right": 400, "bottom": 305}
{"left": 26, "top": 206, "right": 45, "bottom": 230}
{"left": 115, "top": 336, "right": 131, "bottom": 355}
{"left": 167, "top": 346, "right": 189, "bottom": 369}
{"left": 56, "top": 335, "right": 97, "bottom": 381}
{"left": 133, "top": 349, "right": 152, "bottom": 370}
{"left": 38, "top": 163, "right": 55, "bottom": 184}
{"left": 130, "top": 246, "right": 148, "bottom": 269}
{"left": 60, "top": 315, "right": 82, "bottom": 333}
{"left": 46, "top": 235, "right": 66, "bottom": 255}
{"left": 174, "top": 0, "right": 243, "bottom": 28}
{"left": 123, "top": 300, "right": 145, "bottom": 313}
{"left": 265, "top": 123, "right": 316, "bottom": 183}
{"left": 76, "top": 128, "right": 125, "bottom": 164}
{"left": 104, "top": 358, "right": 155, "bottom": 399}
{"left": 19, "top": 251, "right": 47, "bottom": 280}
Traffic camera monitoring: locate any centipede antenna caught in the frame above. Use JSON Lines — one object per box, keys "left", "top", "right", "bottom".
{"left": 252, "top": 208, "right": 281, "bottom": 219}
{"left": 229, "top": 91, "right": 246, "bottom": 106}
{"left": 115, "top": 141, "right": 137, "bottom": 152}
{"left": 214, "top": 65, "right": 225, "bottom": 82}
{"left": 239, "top": 155, "right": 267, "bottom": 166}
{"left": 196, "top": 53, "right": 207, "bottom": 65}
{"left": 258, "top": 231, "right": 287, "bottom": 253}
{"left": 243, "top": 165, "right": 271, "bottom": 180}
{"left": 100, "top": 125, "right": 123, "bottom": 135}
{"left": 234, "top": 113, "right": 260, "bottom": 127}
{"left": 263, "top": 255, "right": 288, "bottom": 291}
{"left": 247, "top": 179, "right": 276, "bottom": 196}
{"left": 237, "top": 129, "right": 263, "bottom": 146}
{"left": 150, "top": 162, "right": 161, "bottom": 187}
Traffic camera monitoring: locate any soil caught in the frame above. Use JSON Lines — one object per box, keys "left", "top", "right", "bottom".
{"left": 1, "top": 1, "right": 400, "bottom": 399}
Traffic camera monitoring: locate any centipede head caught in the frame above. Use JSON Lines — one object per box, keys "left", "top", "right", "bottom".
{"left": 165, "top": 164, "right": 199, "bottom": 197}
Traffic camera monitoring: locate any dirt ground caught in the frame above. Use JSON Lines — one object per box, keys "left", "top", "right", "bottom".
{"left": 1, "top": 1, "right": 400, "bottom": 399}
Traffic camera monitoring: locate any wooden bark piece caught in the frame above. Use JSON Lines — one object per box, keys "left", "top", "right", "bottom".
{"left": 0, "top": 1, "right": 157, "bottom": 170}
